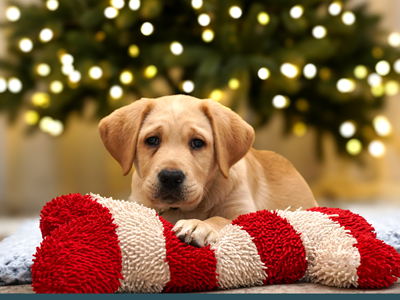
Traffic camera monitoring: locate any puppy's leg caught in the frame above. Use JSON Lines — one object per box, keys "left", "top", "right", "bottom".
{"left": 172, "top": 217, "right": 231, "bottom": 248}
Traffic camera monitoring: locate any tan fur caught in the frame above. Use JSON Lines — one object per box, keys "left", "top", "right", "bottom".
{"left": 99, "top": 95, "right": 318, "bottom": 247}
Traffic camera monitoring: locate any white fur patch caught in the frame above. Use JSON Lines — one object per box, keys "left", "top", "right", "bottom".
{"left": 91, "top": 193, "right": 170, "bottom": 293}
{"left": 210, "top": 224, "right": 267, "bottom": 289}
{"left": 276, "top": 209, "right": 361, "bottom": 288}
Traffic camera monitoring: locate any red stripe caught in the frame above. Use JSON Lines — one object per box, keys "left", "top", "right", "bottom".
{"left": 159, "top": 217, "right": 218, "bottom": 292}
{"left": 309, "top": 207, "right": 400, "bottom": 289}
{"left": 32, "top": 193, "right": 123, "bottom": 293}
{"left": 232, "top": 210, "right": 307, "bottom": 285}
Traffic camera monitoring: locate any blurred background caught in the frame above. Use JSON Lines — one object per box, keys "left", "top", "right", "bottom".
{"left": 1, "top": 0, "right": 400, "bottom": 239}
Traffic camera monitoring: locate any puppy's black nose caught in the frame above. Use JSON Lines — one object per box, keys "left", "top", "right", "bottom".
{"left": 158, "top": 169, "right": 185, "bottom": 190}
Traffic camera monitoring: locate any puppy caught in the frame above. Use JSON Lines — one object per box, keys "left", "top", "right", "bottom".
{"left": 99, "top": 95, "right": 318, "bottom": 247}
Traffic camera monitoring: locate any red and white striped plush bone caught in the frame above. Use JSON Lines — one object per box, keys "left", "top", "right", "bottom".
{"left": 32, "top": 193, "right": 400, "bottom": 293}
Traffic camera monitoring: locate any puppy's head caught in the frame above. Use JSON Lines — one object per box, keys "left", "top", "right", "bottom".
{"left": 99, "top": 95, "right": 254, "bottom": 211}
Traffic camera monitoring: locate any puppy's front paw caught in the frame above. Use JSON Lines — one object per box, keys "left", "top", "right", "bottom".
{"left": 172, "top": 219, "right": 218, "bottom": 248}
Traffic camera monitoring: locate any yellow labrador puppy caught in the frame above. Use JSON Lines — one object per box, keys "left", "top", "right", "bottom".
{"left": 99, "top": 95, "right": 317, "bottom": 247}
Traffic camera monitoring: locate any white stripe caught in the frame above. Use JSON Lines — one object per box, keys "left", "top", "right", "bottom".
{"left": 91, "top": 194, "right": 170, "bottom": 293}
{"left": 210, "top": 224, "right": 267, "bottom": 289}
{"left": 276, "top": 209, "right": 361, "bottom": 288}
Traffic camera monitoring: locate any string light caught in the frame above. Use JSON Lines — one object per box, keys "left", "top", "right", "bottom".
{"left": 46, "top": 0, "right": 59, "bottom": 11}
{"left": 388, "top": 32, "right": 400, "bottom": 47}
{"left": 191, "top": 0, "right": 203, "bottom": 9}
{"left": 303, "top": 64, "right": 317, "bottom": 79}
{"left": 24, "top": 110, "right": 40, "bottom": 125}
{"left": 0, "top": 77, "right": 7, "bottom": 93}
{"left": 346, "top": 139, "right": 362, "bottom": 155}
{"left": 368, "top": 140, "right": 385, "bottom": 157}
{"left": 367, "top": 73, "right": 382, "bottom": 87}
{"left": 375, "top": 60, "right": 390, "bottom": 76}
{"left": 61, "top": 64, "right": 74, "bottom": 75}
{"left": 128, "top": 44, "right": 140, "bottom": 57}
{"left": 328, "top": 1, "right": 342, "bottom": 16}
{"left": 337, "top": 78, "right": 356, "bottom": 93}
{"left": 354, "top": 65, "right": 368, "bottom": 79}
{"left": 373, "top": 115, "right": 392, "bottom": 136}
{"left": 312, "top": 26, "right": 327, "bottom": 39}
{"left": 342, "top": 11, "right": 356, "bottom": 25}
{"left": 6, "top": 6, "right": 21, "bottom": 22}
{"left": 8, "top": 78, "right": 22, "bottom": 93}
{"left": 290, "top": 5, "right": 304, "bottom": 19}
{"left": 202, "top": 29, "right": 214, "bottom": 42}
{"left": 111, "top": 0, "right": 125, "bottom": 9}
{"left": 50, "top": 81, "right": 63, "bottom": 93}
{"left": 394, "top": 59, "right": 400, "bottom": 73}
{"left": 89, "top": 66, "right": 103, "bottom": 79}
{"left": 36, "top": 63, "right": 51, "bottom": 77}
{"left": 32, "top": 92, "right": 50, "bottom": 108}
{"left": 385, "top": 80, "right": 399, "bottom": 96}
{"left": 210, "top": 89, "right": 223, "bottom": 101}
{"left": 69, "top": 70, "right": 81, "bottom": 83}
{"left": 120, "top": 70, "right": 134, "bottom": 84}
{"left": 198, "top": 14, "right": 210, "bottom": 26}
{"left": 141, "top": 22, "right": 154, "bottom": 36}
{"left": 110, "top": 85, "right": 123, "bottom": 99}
{"left": 104, "top": 7, "right": 119, "bottom": 19}
{"left": 371, "top": 85, "right": 385, "bottom": 97}
{"left": 257, "top": 12, "right": 270, "bottom": 25}
{"left": 61, "top": 54, "right": 74, "bottom": 65}
{"left": 39, "top": 28, "right": 53, "bottom": 42}
{"left": 40, "top": 117, "right": 64, "bottom": 136}
{"left": 293, "top": 122, "right": 307, "bottom": 137}
{"left": 339, "top": 121, "right": 356, "bottom": 138}
{"left": 228, "top": 78, "right": 240, "bottom": 90}
{"left": 170, "top": 41, "right": 183, "bottom": 55}
{"left": 182, "top": 80, "right": 194, "bottom": 93}
{"left": 272, "top": 95, "right": 290, "bottom": 109}
{"left": 144, "top": 65, "right": 157, "bottom": 78}
{"left": 280, "top": 63, "right": 298, "bottom": 78}
{"left": 229, "top": 6, "right": 242, "bottom": 19}
{"left": 19, "top": 38, "right": 33, "bottom": 52}
{"left": 129, "top": 0, "right": 140, "bottom": 10}
{"left": 258, "top": 67, "right": 270, "bottom": 80}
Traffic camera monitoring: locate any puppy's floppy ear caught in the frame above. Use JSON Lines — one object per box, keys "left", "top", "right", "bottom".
{"left": 202, "top": 100, "right": 255, "bottom": 178}
{"left": 98, "top": 98, "right": 153, "bottom": 176}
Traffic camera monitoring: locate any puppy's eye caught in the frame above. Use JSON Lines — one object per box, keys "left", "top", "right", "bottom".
{"left": 191, "top": 139, "right": 205, "bottom": 150}
{"left": 146, "top": 136, "right": 159, "bottom": 146}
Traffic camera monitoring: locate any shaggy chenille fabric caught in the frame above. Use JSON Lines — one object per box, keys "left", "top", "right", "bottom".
{"left": 31, "top": 193, "right": 400, "bottom": 293}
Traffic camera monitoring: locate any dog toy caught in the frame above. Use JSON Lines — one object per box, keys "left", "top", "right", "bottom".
{"left": 31, "top": 193, "right": 400, "bottom": 293}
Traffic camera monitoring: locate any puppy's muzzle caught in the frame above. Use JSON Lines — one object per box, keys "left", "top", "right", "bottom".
{"left": 157, "top": 169, "right": 186, "bottom": 204}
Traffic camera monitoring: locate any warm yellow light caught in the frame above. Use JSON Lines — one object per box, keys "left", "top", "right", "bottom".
{"left": 120, "top": 71, "right": 134, "bottom": 84}
{"left": 229, "top": 6, "right": 242, "bottom": 19}
{"left": 61, "top": 54, "right": 74, "bottom": 65}
{"left": 50, "top": 81, "right": 63, "bottom": 93}
{"left": 210, "top": 89, "right": 223, "bottom": 101}
{"left": 257, "top": 12, "right": 270, "bottom": 25}
{"left": 32, "top": 92, "right": 50, "bottom": 108}
{"left": 46, "top": 0, "right": 59, "bottom": 11}
{"left": 8, "top": 78, "right": 22, "bottom": 93}
{"left": 191, "top": 0, "right": 203, "bottom": 9}
{"left": 89, "top": 66, "right": 103, "bottom": 79}
{"left": 368, "top": 140, "right": 385, "bottom": 157}
{"left": 182, "top": 80, "right": 195, "bottom": 93}
{"left": 198, "top": 14, "right": 211, "bottom": 26}
{"left": 258, "top": 67, "right": 270, "bottom": 80}
{"left": 385, "top": 80, "right": 400, "bottom": 96}
{"left": 39, "top": 116, "right": 53, "bottom": 133}
{"left": 354, "top": 65, "right": 368, "bottom": 79}
{"left": 40, "top": 117, "right": 64, "bottom": 136}
{"left": 61, "top": 64, "right": 74, "bottom": 75}
{"left": 367, "top": 73, "right": 382, "bottom": 87}
{"left": 111, "top": 0, "right": 125, "bottom": 9}
{"left": 39, "top": 28, "right": 53, "bottom": 42}
{"left": 141, "top": 22, "right": 154, "bottom": 36}
{"left": 280, "top": 63, "right": 299, "bottom": 78}
{"left": 19, "top": 38, "right": 33, "bottom": 52}
{"left": 0, "top": 77, "right": 6, "bottom": 93}
{"left": 104, "top": 7, "right": 119, "bottom": 19}
{"left": 144, "top": 65, "right": 157, "bottom": 78}
{"left": 312, "top": 26, "right": 327, "bottom": 39}
{"left": 128, "top": 44, "right": 140, "bottom": 57}
{"left": 36, "top": 63, "right": 51, "bottom": 77}
{"left": 388, "top": 32, "right": 400, "bottom": 47}
{"left": 375, "top": 60, "right": 390, "bottom": 76}
{"left": 202, "top": 29, "right": 214, "bottom": 42}
{"left": 328, "top": 1, "right": 342, "bottom": 16}
{"left": 6, "top": 6, "right": 21, "bottom": 22}
{"left": 339, "top": 121, "right": 356, "bottom": 138}
{"left": 272, "top": 95, "right": 290, "bottom": 109}
{"left": 290, "top": 5, "right": 304, "bottom": 19}
{"left": 293, "top": 122, "right": 307, "bottom": 137}
{"left": 303, "top": 64, "right": 317, "bottom": 79}
{"left": 371, "top": 85, "right": 385, "bottom": 97}
{"left": 69, "top": 70, "right": 81, "bottom": 83}
{"left": 346, "top": 139, "right": 362, "bottom": 155}
{"left": 129, "top": 0, "right": 140, "bottom": 10}
{"left": 337, "top": 78, "right": 356, "bottom": 93}
{"left": 373, "top": 115, "right": 392, "bottom": 137}
{"left": 110, "top": 85, "right": 123, "bottom": 99}
{"left": 342, "top": 11, "right": 356, "bottom": 25}
{"left": 170, "top": 41, "right": 184, "bottom": 55}
{"left": 24, "top": 110, "right": 40, "bottom": 125}
{"left": 228, "top": 78, "right": 240, "bottom": 90}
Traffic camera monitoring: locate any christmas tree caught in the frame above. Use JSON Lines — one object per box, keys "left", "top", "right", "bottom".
{"left": 0, "top": 0, "right": 399, "bottom": 158}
